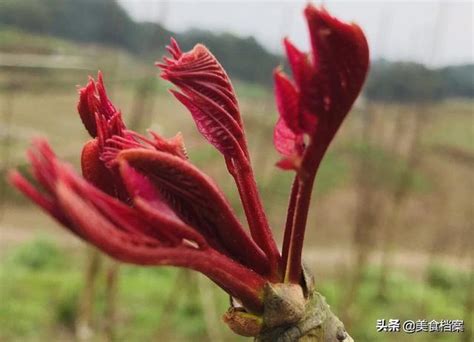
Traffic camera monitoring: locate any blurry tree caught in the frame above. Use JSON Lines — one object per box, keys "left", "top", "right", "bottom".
{"left": 438, "top": 64, "right": 474, "bottom": 98}
{"left": 0, "top": 0, "right": 278, "bottom": 85}
{"left": 0, "top": 0, "right": 170, "bottom": 55}
{"left": 0, "top": 0, "right": 50, "bottom": 33}
{"left": 2, "top": 1, "right": 473, "bottom": 91}
{"left": 365, "top": 60, "right": 474, "bottom": 102}
{"left": 365, "top": 60, "right": 443, "bottom": 103}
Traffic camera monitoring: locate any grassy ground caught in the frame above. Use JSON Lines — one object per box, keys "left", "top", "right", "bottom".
{"left": 0, "top": 238, "right": 471, "bottom": 342}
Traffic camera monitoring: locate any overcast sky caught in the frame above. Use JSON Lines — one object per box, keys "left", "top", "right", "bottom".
{"left": 118, "top": 0, "right": 473, "bottom": 67}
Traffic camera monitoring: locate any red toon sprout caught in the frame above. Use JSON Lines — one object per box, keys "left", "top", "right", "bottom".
{"left": 276, "top": 5, "right": 369, "bottom": 283}
{"left": 9, "top": 4, "right": 369, "bottom": 337}
{"left": 158, "top": 38, "right": 282, "bottom": 277}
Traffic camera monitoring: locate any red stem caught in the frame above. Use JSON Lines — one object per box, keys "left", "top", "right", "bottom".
{"left": 281, "top": 178, "right": 299, "bottom": 272}
{"left": 283, "top": 140, "right": 328, "bottom": 283}
{"left": 230, "top": 154, "right": 282, "bottom": 281}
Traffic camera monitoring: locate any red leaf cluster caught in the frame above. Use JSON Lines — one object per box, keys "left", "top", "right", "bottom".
{"left": 9, "top": 5, "right": 369, "bottom": 315}
{"left": 274, "top": 6, "right": 369, "bottom": 171}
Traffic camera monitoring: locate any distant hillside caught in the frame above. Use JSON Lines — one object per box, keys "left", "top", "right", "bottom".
{"left": 0, "top": 0, "right": 472, "bottom": 99}
{"left": 0, "top": 0, "right": 170, "bottom": 54}
{"left": 438, "top": 64, "right": 474, "bottom": 99}
{"left": 0, "top": 0, "right": 279, "bottom": 85}
{"left": 365, "top": 60, "right": 474, "bottom": 102}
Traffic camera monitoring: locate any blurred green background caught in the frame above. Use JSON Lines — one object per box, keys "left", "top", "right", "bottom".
{"left": 0, "top": 1, "right": 472, "bottom": 341}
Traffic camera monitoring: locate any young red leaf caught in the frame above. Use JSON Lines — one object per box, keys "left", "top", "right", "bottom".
{"left": 117, "top": 148, "right": 270, "bottom": 275}
{"left": 283, "top": 38, "right": 311, "bottom": 94}
{"left": 304, "top": 6, "right": 369, "bottom": 125}
{"left": 77, "top": 72, "right": 118, "bottom": 137}
{"left": 279, "top": 5, "right": 370, "bottom": 284}
{"left": 274, "top": 5, "right": 369, "bottom": 173}
{"left": 159, "top": 41, "right": 247, "bottom": 160}
{"left": 273, "top": 118, "right": 305, "bottom": 171}
{"left": 8, "top": 170, "right": 68, "bottom": 227}
{"left": 274, "top": 70, "right": 301, "bottom": 134}
{"left": 159, "top": 40, "right": 281, "bottom": 274}
{"left": 81, "top": 138, "right": 116, "bottom": 195}
{"left": 118, "top": 160, "right": 209, "bottom": 248}
{"left": 101, "top": 129, "right": 187, "bottom": 168}
{"left": 55, "top": 180, "right": 265, "bottom": 313}
{"left": 60, "top": 168, "right": 179, "bottom": 245}
{"left": 169, "top": 89, "right": 244, "bottom": 158}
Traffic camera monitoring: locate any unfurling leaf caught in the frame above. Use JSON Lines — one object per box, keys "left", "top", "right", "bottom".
{"left": 117, "top": 148, "right": 270, "bottom": 275}
{"left": 159, "top": 40, "right": 247, "bottom": 160}
{"left": 273, "top": 5, "right": 369, "bottom": 170}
